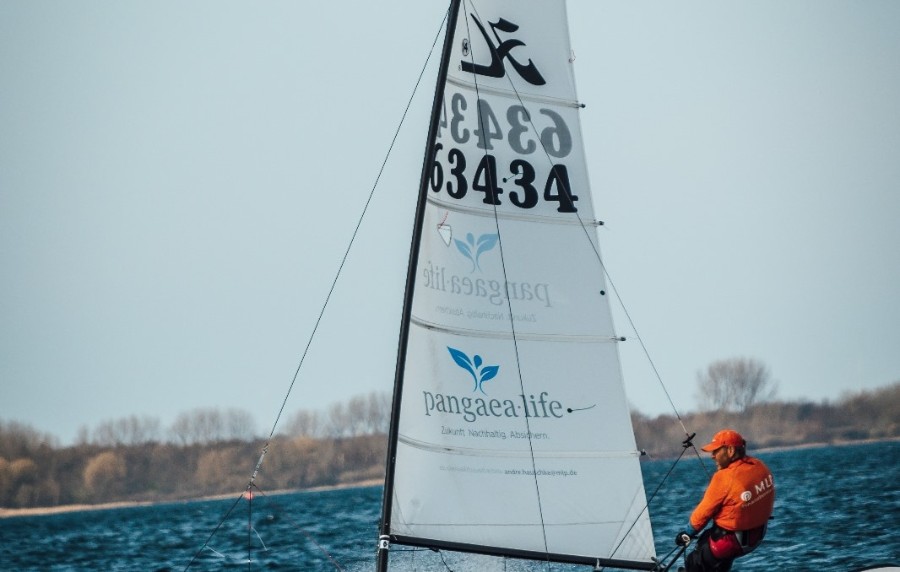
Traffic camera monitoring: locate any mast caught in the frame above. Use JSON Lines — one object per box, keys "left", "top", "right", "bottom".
{"left": 375, "top": 1, "right": 462, "bottom": 570}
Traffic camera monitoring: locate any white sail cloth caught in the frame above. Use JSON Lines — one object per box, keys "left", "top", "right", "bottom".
{"left": 389, "top": 0, "right": 656, "bottom": 564}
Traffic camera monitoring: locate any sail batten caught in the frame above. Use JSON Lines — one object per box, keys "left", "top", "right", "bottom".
{"left": 426, "top": 196, "right": 602, "bottom": 225}
{"left": 379, "top": 1, "right": 656, "bottom": 569}
{"left": 446, "top": 75, "right": 584, "bottom": 108}
{"left": 398, "top": 435, "right": 643, "bottom": 459}
{"left": 411, "top": 316, "right": 623, "bottom": 343}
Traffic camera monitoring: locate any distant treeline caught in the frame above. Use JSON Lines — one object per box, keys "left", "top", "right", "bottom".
{"left": 1, "top": 384, "right": 897, "bottom": 510}
{"left": 633, "top": 382, "right": 899, "bottom": 458}
{"left": 0, "top": 392, "right": 390, "bottom": 509}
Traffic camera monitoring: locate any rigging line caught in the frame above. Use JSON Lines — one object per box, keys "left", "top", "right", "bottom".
{"left": 250, "top": 485, "right": 347, "bottom": 571}
{"left": 577, "top": 219, "right": 704, "bottom": 560}
{"left": 247, "top": 486, "right": 252, "bottom": 571}
{"left": 462, "top": 2, "right": 551, "bottom": 569}
{"left": 484, "top": 19, "right": 692, "bottom": 441}
{"left": 183, "top": 491, "right": 246, "bottom": 571}
{"left": 256, "top": 5, "right": 450, "bottom": 450}
{"left": 577, "top": 227, "right": 713, "bottom": 476}
{"left": 189, "top": 13, "right": 451, "bottom": 569}
{"left": 608, "top": 444, "right": 693, "bottom": 565}
{"left": 439, "top": 550, "right": 455, "bottom": 571}
{"left": 596, "top": 260, "right": 689, "bottom": 433}
{"left": 657, "top": 543, "right": 690, "bottom": 572}
{"left": 573, "top": 229, "right": 712, "bottom": 486}
{"left": 456, "top": 3, "right": 584, "bottom": 567}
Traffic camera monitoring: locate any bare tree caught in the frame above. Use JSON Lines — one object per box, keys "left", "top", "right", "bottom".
{"left": 168, "top": 409, "right": 223, "bottom": 445}
{"left": 223, "top": 409, "right": 256, "bottom": 441}
{"left": 92, "top": 415, "right": 161, "bottom": 446}
{"left": 696, "top": 357, "right": 777, "bottom": 412}
{"left": 196, "top": 409, "right": 225, "bottom": 443}
{"left": 166, "top": 408, "right": 257, "bottom": 444}
{"left": 169, "top": 413, "right": 193, "bottom": 445}
{"left": 0, "top": 421, "right": 57, "bottom": 457}
{"left": 345, "top": 396, "right": 368, "bottom": 436}
{"left": 326, "top": 402, "right": 352, "bottom": 438}
{"left": 285, "top": 410, "right": 324, "bottom": 438}
{"left": 285, "top": 392, "right": 390, "bottom": 439}
{"left": 364, "top": 391, "right": 391, "bottom": 435}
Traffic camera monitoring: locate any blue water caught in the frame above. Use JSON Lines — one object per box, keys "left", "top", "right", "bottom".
{"left": 1, "top": 441, "right": 897, "bottom": 571}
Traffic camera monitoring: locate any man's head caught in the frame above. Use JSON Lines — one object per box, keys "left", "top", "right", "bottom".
{"left": 700, "top": 429, "right": 746, "bottom": 469}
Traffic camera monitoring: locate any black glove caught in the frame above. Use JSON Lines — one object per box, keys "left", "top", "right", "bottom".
{"left": 674, "top": 531, "right": 693, "bottom": 546}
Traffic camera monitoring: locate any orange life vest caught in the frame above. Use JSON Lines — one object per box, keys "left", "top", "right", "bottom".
{"left": 690, "top": 455, "right": 775, "bottom": 533}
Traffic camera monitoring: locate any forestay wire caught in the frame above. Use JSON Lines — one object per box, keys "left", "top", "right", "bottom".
{"left": 253, "top": 4, "right": 450, "bottom": 474}
{"left": 182, "top": 9, "right": 451, "bottom": 571}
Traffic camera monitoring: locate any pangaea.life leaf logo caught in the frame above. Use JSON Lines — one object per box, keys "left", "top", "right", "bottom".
{"left": 447, "top": 347, "right": 499, "bottom": 394}
{"left": 454, "top": 232, "right": 499, "bottom": 272}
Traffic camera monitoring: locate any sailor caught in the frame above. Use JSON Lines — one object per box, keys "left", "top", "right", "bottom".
{"left": 676, "top": 429, "right": 775, "bottom": 572}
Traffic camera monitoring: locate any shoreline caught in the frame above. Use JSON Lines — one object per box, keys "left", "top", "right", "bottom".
{"left": 754, "top": 435, "right": 899, "bottom": 454}
{"left": 3, "top": 438, "right": 897, "bottom": 519}
{"left": 0, "top": 478, "right": 383, "bottom": 519}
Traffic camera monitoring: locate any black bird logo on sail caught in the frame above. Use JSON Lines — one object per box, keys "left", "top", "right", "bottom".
{"left": 461, "top": 14, "right": 546, "bottom": 86}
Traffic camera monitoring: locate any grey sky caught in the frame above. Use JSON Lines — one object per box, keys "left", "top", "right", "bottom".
{"left": 2, "top": 1, "right": 898, "bottom": 445}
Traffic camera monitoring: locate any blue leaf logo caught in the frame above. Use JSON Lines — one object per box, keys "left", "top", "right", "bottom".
{"left": 448, "top": 347, "right": 499, "bottom": 394}
{"left": 453, "top": 232, "right": 499, "bottom": 272}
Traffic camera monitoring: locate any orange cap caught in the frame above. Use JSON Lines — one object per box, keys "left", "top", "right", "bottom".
{"left": 700, "top": 429, "right": 746, "bottom": 452}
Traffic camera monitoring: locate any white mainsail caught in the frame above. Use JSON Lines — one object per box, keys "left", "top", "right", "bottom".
{"left": 381, "top": 0, "right": 656, "bottom": 568}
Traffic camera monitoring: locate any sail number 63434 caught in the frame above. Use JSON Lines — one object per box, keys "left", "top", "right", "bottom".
{"left": 430, "top": 144, "right": 578, "bottom": 213}
{"left": 432, "top": 93, "right": 579, "bottom": 212}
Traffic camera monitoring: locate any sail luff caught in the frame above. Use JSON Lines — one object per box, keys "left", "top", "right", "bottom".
{"left": 376, "top": 1, "right": 463, "bottom": 570}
